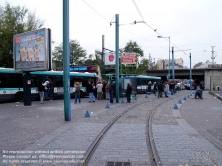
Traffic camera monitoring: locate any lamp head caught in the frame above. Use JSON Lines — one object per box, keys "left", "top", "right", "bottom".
{"left": 157, "top": 36, "right": 162, "bottom": 38}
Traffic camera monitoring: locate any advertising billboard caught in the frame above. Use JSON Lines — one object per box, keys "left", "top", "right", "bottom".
{"left": 105, "top": 53, "right": 116, "bottom": 65}
{"left": 122, "top": 53, "right": 136, "bottom": 64}
{"left": 13, "top": 28, "right": 51, "bottom": 71}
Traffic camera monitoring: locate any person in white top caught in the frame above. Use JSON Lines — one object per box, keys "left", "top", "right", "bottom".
{"left": 96, "top": 81, "right": 103, "bottom": 100}
{"left": 42, "top": 79, "right": 50, "bottom": 99}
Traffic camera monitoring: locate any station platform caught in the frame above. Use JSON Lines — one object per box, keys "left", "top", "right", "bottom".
{"left": 0, "top": 90, "right": 221, "bottom": 166}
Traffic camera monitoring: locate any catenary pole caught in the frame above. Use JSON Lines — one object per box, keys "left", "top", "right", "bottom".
{"left": 172, "top": 47, "right": 175, "bottom": 81}
{"left": 190, "top": 53, "right": 192, "bottom": 91}
{"left": 63, "top": 0, "right": 71, "bottom": 121}
{"left": 115, "top": 14, "right": 119, "bottom": 103}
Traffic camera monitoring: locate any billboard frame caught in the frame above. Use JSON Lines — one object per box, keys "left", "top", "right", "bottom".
{"left": 13, "top": 28, "right": 52, "bottom": 72}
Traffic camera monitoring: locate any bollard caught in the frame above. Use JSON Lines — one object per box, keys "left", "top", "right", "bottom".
{"left": 174, "top": 104, "right": 178, "bottom": 109}
{"left": 84, "top": 111, "right": 90, "bottom": 117}
{"left": 105, "top": 104, "right": 110, "bottom": 108}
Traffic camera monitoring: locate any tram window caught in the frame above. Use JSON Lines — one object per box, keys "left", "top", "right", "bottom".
{"left": 0, "top": 74, "right": 13, "bottom": 87}
{"left": 14, "top": 74, "right": 23, "bottom": 87}
{"left": 30, "top": 75, "right": 37, "bottom": 87}
{"left": 55, "top": 76, "right": 63, "bottom": 86}
{"left": 70, "top": 76, "right": 74, "bottom": 87}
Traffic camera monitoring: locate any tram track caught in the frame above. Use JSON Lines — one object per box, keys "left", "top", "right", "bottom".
{"left": 81, "top": 92, "right": 192, "bottom": 166}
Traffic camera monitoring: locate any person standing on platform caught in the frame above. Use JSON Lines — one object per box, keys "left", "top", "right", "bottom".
{"left": 105, "top": 81, "right": 110, "bottom": 100}
{"left": 38, "top": 80, "right": 45, "bottom": 104}
{"left": 148, "top": 81, "right": 152, "bottom": 93}
{"left": 165, "top": 82, "right": 169, "bottom": 97}
{"left": 157, "top": 82, "right": 163, "bottom": 98}
{"left": 96, "top": 81, "right": 103, "bottom": 100}
{"left": 42, "top": 79, "right": 49, "bottom": 99}
{"left": 126, "top": 83, "right": 132, "bottom": 103}
{"left": 153, "top": 82, "right": 157, "bottom": 94}
{"left": 74, "top": 82, "right": 81, "bottom": 104}
{"left": 49, "top": 78, "right": 54, "bottom": 101}
{"left": 102, "top": 80, "right": 107, "bottom": 99}
{"left": 88, "top": 82, "right": 95, "bottom": 102}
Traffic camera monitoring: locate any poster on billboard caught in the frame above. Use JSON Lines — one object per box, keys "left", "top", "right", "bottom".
{"left": 122, "top": 53, "right": 137, "bottom": 64}
{"left": 105, "top": 53, "right": 116, "bottom": 65}
{"left": 13, "top": 28, "right": 52, "bottom": 71}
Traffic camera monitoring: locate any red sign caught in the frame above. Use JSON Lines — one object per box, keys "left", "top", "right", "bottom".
{"left": 108, "top": 54, "right": 115, "bottom": 62}
{"left": 122, "top": 53, "right": 136, "bottom": 64}
{"left": 15, "top": 37, "right": 20, "bottom": 44}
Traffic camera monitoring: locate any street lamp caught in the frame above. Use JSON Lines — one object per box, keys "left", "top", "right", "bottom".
{"left": 157, "top": 36, "right": 170, "bottom": 80}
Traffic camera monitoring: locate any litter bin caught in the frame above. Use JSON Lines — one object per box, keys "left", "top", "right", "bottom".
{"left": 218, "top": 86, "right": 220, "bottom": 91}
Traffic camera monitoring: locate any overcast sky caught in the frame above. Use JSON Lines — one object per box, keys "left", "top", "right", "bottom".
{"left": 1, "top": 0, "right": 222, "bottom": 67}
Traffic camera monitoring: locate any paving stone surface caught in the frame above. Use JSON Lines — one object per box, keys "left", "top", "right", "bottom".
{"left": 0, "top": 90, "right": 222, "bottom": 166}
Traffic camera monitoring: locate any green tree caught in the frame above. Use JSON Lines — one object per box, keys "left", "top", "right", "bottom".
{"left": 123, "top": 40, "right": 144, "bottom": 57}
{"left": 52, "top": 39, "right": 87, "bottom": 65}
{"left": 120, "top": 40, "right": 144, "bottom": 74}
{"left": 84, "top": 53, "right": 105, "bottom": 78}
{"left": 0, "top": 3, "right": 44, "bottom": 67}
{"left": 135, "top": 58, "right": 149, "bottom": 74}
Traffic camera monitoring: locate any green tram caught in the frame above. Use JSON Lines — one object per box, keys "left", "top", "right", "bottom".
{"left": 0, "top": 68, "right": 98, "bottom": 102}
{"left": 104, "top": 74, "right": 161, "bottom": 96}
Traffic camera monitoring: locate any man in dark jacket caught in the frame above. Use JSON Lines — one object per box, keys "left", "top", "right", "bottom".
{"left": 102, "top": 80, "right": 107, "bottom": 99}
{"left": 126, "top": 83, "right": 132, "bottom": 103}
{"left": 157, "top": 82, "right": 163, "bottom": 98}
{"left": 49, "top": 79, "right": 54, "bottom": 101}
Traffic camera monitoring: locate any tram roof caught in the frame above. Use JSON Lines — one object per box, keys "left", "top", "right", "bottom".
{"left": 0, "top": 68, "right": 97, "bottom": 77}
{"left": 104, "top": 74, "right": 161, "bottom": 79}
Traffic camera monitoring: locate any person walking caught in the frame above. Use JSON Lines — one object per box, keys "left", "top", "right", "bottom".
{"left": 126, "top": 83, "right": 132, "bottom": 103}
{"left": 74, "top": 82, "right": 81, "bottom": 103}
{"left": 96, "top": 81, "right": 103, "bottom": 100}
{"left": 38, "top": 80, "right": 45, "bottom": 104}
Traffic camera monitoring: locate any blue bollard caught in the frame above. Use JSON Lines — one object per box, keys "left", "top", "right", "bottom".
{"left": 84, "top": 111, "right": 90, "bottom": 117}
{"left": 105, "top": 104, "right": 110, "bottom": 108}
{"left": 174, "top": 104, "right": 178, "bottom": 109}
